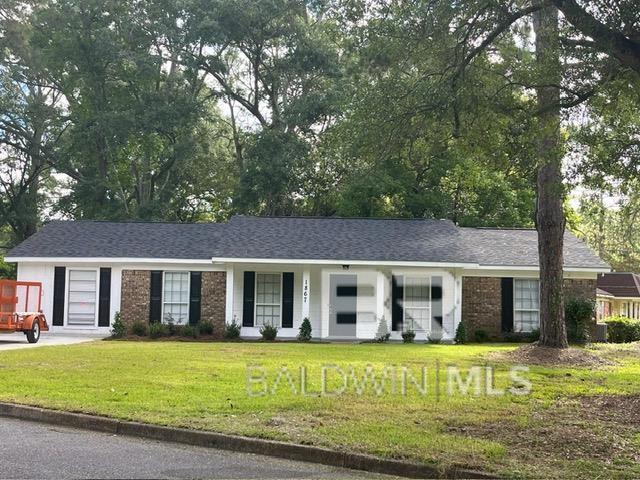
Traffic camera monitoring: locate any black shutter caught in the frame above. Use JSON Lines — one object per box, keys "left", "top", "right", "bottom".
{"left": 98, "top": 268, "right": 111, "bottom": 327}
{"left": 431, "top": 276, "right": 443, "bottom": 333}
{"left": 189, "top": 271, "right": 202, "bottom": 325}
{"left": 501, "top": 278, "right": 514, "bottom": 332}
{"left": 242, "top": 271, "right": 255, "bottom": 327}
{"left": 149, "top": 271, "right": 162, "bottom": 323}
{"left": 52, "top": 267, "right": 66, "bottom": 326}
{"left": 282, "top": 272, "right": 294, "bottom": 328}
{"left": 392, "top": 275, "right": 404, "bottom": 331}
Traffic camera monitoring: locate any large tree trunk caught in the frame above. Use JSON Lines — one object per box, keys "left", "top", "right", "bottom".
{"left": 533, "top": 5, "right": 568, "bottom": 348}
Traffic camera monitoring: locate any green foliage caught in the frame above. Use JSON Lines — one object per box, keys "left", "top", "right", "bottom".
{"left": 130, "top": 322, "right": 148, "bottom": 337}
{"left": 198, "top": 322, "right": 214, "bottom": 336}
{"left": 149, "top": 322, "right": 169, "bottom": 339}
{"left": 110, "top": 312, "right": 126, "bottom": 338}
{"left": 181, "top": 324, "right": 200, "bottom": 339}
{"left": 224, "top": 320, "right": 242, "bottom": 340}
{"left": 473, "top": 329, "right": 490, "bottom": 343}
{"left": 375, "top": 317, "right": 390, "bottom": 343}
{"left": 297, "top": 317, "right": 312, "bottom": 342}
{"left": 402, "top": 330, "right": 416, "bottom": 344}
{"left": 454, "top": 321, "right": 466, "bottom": 345}
{"left": 259, "top": 324, "right": 278, "bottom": 341}
{"left": 604, "top": 316, "right": 640, "bottom": 343}
{"left": 565, "top": 299, "right": 595, "bottom": 344}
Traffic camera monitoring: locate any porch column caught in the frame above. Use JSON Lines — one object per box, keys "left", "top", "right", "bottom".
{"left": 376, "top": 271, "right": 386, "bottom": 324}
{"left": 302, "top": 269, "right": 310, "bottom": 320}
{"left": 453, "top": 268, "right": 462, "bottom": 334}
{"left": 225, "top": 265, "right": 234, "bottom": 325}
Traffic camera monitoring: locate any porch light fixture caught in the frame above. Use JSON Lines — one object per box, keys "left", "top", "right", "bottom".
{"left": 342, "top": 265, "right": 350, "bottom": 270}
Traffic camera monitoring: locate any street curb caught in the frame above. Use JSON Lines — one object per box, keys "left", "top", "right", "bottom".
{"left": 0, "top": 402, "right": 495, "bottom": 479}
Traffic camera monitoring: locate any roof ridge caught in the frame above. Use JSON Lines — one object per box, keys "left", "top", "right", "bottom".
{"left": 233, "top": 215, "right": 451, "bottom": 222}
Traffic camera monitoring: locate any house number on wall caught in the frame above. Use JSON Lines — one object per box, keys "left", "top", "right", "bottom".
{"left": 303, "top": 279, "right": 309, "bottom": 304}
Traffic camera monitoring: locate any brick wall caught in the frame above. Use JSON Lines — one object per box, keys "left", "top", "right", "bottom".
{"left": 461, "top": 276, "right": 598, "bottom": 339}
{"left": 201, "top": 271, "right": 226, "bottom": 337}
{"left": 563, "top": 278, "right": 597, "bottom": 303}
{"left": 461, "top": 277, "right": 502, "bottom": 338}
{"left": 120, "top": 270, "right": 150, "bottom": 327}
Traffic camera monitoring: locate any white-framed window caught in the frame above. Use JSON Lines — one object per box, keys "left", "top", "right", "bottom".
{"left": 67, "top": 269, "right": 98, "bottom": 326}
{"left": 162, "top": 271, "right": 190, "bottom": 324}
{"left": 404, "top": 276, "right": 431, "bottom": 332}
{"left": 514, "top": 279, "right": 540, "bottom": 332}
{"left": 255, "top": 273, "right": 282, "bottom": 327}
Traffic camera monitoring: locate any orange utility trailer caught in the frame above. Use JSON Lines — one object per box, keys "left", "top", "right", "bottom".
{"left": 0, "top": 280, "right": 49, "bottom": 343}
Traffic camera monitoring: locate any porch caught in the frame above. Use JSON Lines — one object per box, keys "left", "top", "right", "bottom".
{"left": 224, "top": 262, "right": 461, "bottom": 341}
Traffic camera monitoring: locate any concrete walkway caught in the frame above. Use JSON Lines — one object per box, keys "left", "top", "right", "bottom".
{"left": 0, "top": 332, "right": 104, "bottom": 351}
{"left": 0, "top": 417, "right": 394, "bottom": 479}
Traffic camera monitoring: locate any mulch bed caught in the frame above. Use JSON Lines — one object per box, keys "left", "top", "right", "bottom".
{"left": 489, "top": 342, "right": 615, "bottom": 368}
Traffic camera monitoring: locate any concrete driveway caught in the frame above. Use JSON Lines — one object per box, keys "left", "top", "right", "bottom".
{"left": 0, "top": 332, "right": 104, "bottom": 351}
{"left": 0, "top": 417, "right": 393, "bottom": 479}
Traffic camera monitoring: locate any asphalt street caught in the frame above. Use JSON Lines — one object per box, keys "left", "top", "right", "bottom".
{"left": 0, "top": 417, "right": 396, "bottom": 479}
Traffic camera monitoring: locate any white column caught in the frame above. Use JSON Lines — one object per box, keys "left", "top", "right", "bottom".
{"left": 302, "top": 269, "right": 311, "bottom": 320}
{"left": 376, "top": 271, "right": 386, "bottom": 324}
{"left": 453, "top": 268, "right": 462, "bottom": 334}
{"left": 225, "top": 265, "right": 234, "bottom": 325}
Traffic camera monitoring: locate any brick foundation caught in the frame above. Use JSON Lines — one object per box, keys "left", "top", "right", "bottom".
{"left": 462, "top": 276, "right": 597, "bottom": 339}
{"left": 120, "top": 270, "right": 151, "bottom": 327}
{"left": 201, "top": 271, "right": 226, "bottom": 337}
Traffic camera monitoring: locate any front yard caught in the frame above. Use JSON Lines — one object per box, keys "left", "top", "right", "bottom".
{"left": 0, "top": 340, "right": 639, "bottom": 478}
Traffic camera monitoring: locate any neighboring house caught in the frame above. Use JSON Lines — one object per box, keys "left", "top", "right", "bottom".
{"left": 6, "top": 216, "right": 609, "bottom": 341}
{"left": 596, "top": 272, "right": 640, "bottom": 320}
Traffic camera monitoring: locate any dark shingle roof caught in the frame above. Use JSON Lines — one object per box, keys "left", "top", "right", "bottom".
{"left": 6, "top": 216, "right": 609, "bottom": 269}
{"left": 597, "top": 273, "right": 640, "bottom": 298}
{"left": 211, "top": 216, "right": 475, "bottom": 263}
{"left": 7, "top": 221, "right": 224, "bottom": 259}
{"left": 460, "top": 227, "right": 609, "bottom": 269}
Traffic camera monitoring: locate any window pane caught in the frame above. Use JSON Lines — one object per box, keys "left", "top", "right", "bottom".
{"left": 163, "top": 272, "right": 189, "bottom": 324}
{"left": 404, "top": 277, "right": 430, "bottom": 331}
{"left": 256, "top": 273, "right": 281, "bottom": 326}
{"left": 513, "top": 279, "right": 540, "bottom": 332}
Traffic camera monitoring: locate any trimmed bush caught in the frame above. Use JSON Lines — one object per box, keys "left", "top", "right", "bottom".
{"left": 402, "top": 329, "right": 416, "bottom": 343}
{"left": 110, "top": 311, "right": 126, "bottom": 338}
{"left": 149, "top": 322, "right": 168, "bottom": 338}
{"left": 604, "top": 316, "right": 640, "bottom": 343}
{"left": 259, "top": 323, "right": 278, "bottom": 341}
{"left": 198, "top": 321, "right": 214, "bottom": 335}
{"left": 297, "top": 317, "right": 312, "bottom": 342}
{"left": 565, "top": 298, "right": 595, "bottom": 344}
{"left": 454, "top": 321, "right": 466, "bottom": 344}
{"left": 130, "top": 321, "right": 148, "bottom": 337}
{"left": 473, "top": 329, "right": 489, "bottom": 343}
{"left": 181, "top": 324, "right": 200, "bottom": 338}
{"left": 224, "top": 320, "right": 241, "bottom": 340}
{"left": 375, "top": 317, "right": 390, "bottom": 343}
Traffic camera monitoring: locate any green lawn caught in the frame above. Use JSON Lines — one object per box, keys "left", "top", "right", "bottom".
{"left": 0, "top": 340, "right": 639, "bottom": 478}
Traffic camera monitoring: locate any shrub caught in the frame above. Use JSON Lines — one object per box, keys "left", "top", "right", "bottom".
{"left": 604, "top": 316, "right": 640, "bottom": 343}
{"left": 565, "top": 298, "right": 595, "bottom": 344}
{"left": 130, "top": 321, "right": 148, "bottom": 337}
{"left": 224, "top": 319, "right": 241, "bottom": 340}
{"left": 527, "top": 328, "right": 540, "bottom": 342}
{"left": 259, "top": 323, "right": 278, "bottom": 341}
{"left": 473, "top": 329, "right": 489, "bottom": 343}
{"left": 454, "top": 320, "right": 466, "bottom": 344}
{"left": 375, "top": 317, "right": 390, "bottom": 343}
{"left": 149, "top": 322, "right": 168, "bottom": 339}
{"left": 198, "top": 321, "right": 214, "bottom": 335}
{"left": 298, "top": 317, "right": 312, "bottom": 342}
{"left": 402, "top": 329, "right": 416, "bottom": 343}
{"left": 181, "top": 324, "right": 200, "bottom": 338}
{"left": 110, "top": 311, "right": 126, "bottom": 338}
{"left": 167, "top": 320, "right": 180, "bottom": 336}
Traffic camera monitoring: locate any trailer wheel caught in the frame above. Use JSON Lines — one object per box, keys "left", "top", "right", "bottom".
{"left": 26, "top": 319, "right": 40, "bottom": 344}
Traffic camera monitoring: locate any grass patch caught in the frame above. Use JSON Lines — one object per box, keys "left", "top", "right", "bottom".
{"left": 0, "top": 341, "right": 639, "bottom": 478}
